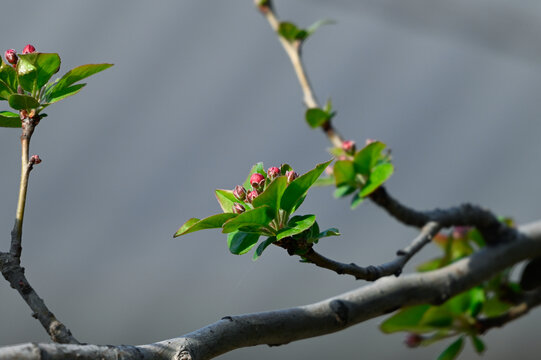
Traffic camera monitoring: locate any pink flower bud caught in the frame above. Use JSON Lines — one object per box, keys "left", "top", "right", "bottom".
{"left": 246, "top": 190, "right": 259, "bottom": 203}
{"left": 267, "top": 167, "right": 280, "bottom": 180}
{"left": 365, "top": 138, "right": 376, "bottom": 145}
{"left": 233, "top": 185, "right": 247, "bottom": 201}
{"left": 342, "top": 140, "right": 356, "bottom": 154}
{"left": 22, "top": 44, "right": 36, "bottom": 54}
{"left": 30, "top": 155, "right": 42, "bottom": 164}
{"left": 232, "top": 203, "right": 245, "bottom": 214}
{"left": 4, "top": 49, "right": 17, "bottom": 65}
{"left": 404, "top": 333, "right": 423, "bottom": 348}
{"left": 286, "top": 170, "right": 298, "bottom": 183}
{"left": 250, "top": 173, "right": 265, "bottom": 190}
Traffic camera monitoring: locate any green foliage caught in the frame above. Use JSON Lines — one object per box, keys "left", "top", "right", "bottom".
{"left": 175, "top": 160, "right": 339, "bottom": 258}
{"left": 278, "top": 19, "right": 333, "bottom": 43}
{"left": 381, "top": 223, "right": 519, "bottom": 358}
{"left": 0, "top": 49, "right": 112, "bottom": 128}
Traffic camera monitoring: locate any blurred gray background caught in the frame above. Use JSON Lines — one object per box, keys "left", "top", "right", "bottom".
{"left": 1, "top": 1, "right": 540, "bottom": 359}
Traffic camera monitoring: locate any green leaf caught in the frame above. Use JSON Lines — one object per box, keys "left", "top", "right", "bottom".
{"left": 333, "top": 160, "right": 356, "bottom": 186}
{"left": 0, "top": 111, "right": 21, "bottom": 128}
{"left": 306, "top": 19, "right": 335, "bottom": 36}
{"left": 228, "top": 231, "right": 260, "bottom": 255}
{"left": 350, "top": 192, "right": 364, "bottom": 209}
{"left": 252, "top": 176, "right": 288, "bottom": 217}
{"left": 278, "top": 22, "right": 302, "bottom": 41}
{"left": 47, "top": 63, "right": 112, "bottom": 96}
{"left": 280, "top": 163, "right": 292, "bottom": 175}
{"left": 437, "top": 337, "right": 464, "bottom": 360}
{"left": 243, "top": 162, "right": 265, "bottom": 190}
{"left": 359, "top": 163, "right": 394, "bottom": 197}
{"left": 253, "top": 236, "right": 276, "bottom": 260}
{"left": 305, "top": 107, "right": 332, "bottom": 128}
{"left": 215, "top": 189, "right": 242, "bottom": 213}
{"left": 317, "top": 228, "right": 340, "bottom": 239}
{"left": 276, "top": 215, "right": 316, "bottom": 241}
{"left": 416, "top": 257, "right": 444, "bottom": 272}
{"left": 380, "top": 305, "right": 431, "bottom": 333}
{"left": 353, "top": 141, "right": 387, "bottom": 176}
{"left": 482, "top": 296, "right": 511, "bottom": 317}
{"left": 468, "top": 287, "right": 485, "bottom": 317}
{"left": 281, "top": 160, "right": 332, "bottom": 213}
{"left": 17, "top": 53, "right": 61, "bottom": 92}
{"left": 334, "top": 184, "right": 356, "bottom": 198}
{"left": 313, "top": 176, "right": 334, "bottom": 187}
{"left": 222, "top": 206, "right": 273, "bottom": 234}
{"left": 174, "top": 213, "right": 237, "bottom": 237}
{"left": 8, "top": 94, "right": 39, "bottom": 110}
{"left": 470, "top": 335, "right": 485, "bottom": 354}
{"left": 0, "top": 61, "right": 18, "bottom": 95}
{"left": 420, "top": 306, "right": 453, "bottom": 328}
{"left": 45, "top": 83, "right": 86, "bottom": 104}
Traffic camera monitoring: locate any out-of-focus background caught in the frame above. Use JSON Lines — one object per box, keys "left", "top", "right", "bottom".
{"left": 1, "top": 1, "right": 540, "bottom": 359}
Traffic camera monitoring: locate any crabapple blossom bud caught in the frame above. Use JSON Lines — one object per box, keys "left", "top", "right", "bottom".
{"left": 30, "top": 155, "right": 42, "bottom": 164}
{"left": 233, "top": 185, "right": 247, "bottom": 201}
{"left": 4, "top": 49, "right": 17, "bottom": 65}
{"left": 250, "top": 173, "right": 265, "bottom": 190}
{"left": 342, "top": 140, "right": 356, "bottom": 154}
{"left": 286, "top": 170, "right": 298, "bottom": 183}
{"left": 232, "top": 203, "right": 245, "bottom": 214}
{"left": 267, "top": 167, "right": 280, "bottom": 180}
{"left": 246, "top": 190, "right": 259, "bottom": 203}
{"left": 22, "top": 44, "right": 36, "bottom": 54}
{"left": 404, "top": 333, "right": 423, "bottom": 348}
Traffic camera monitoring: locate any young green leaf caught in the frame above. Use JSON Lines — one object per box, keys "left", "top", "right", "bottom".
{"left": 252, "top": 176, "right": 288, "bottom": 217}
{"left": 278, "top": 22, "right": 302, "bottom": 41}
{"left": 17, "top": 53, "right": 61, "bottom": 92}
{"left": 306, "top": 19, "right": 335, "bottom": 36}
{"left": 313, "top": 175, "right": 334, "bottom": 187}
{"left": 44, "top": 83, "right": 86, "bottom": 104}
{"left": 470, "top": 335, "right": 485, "bottom": 354}
{"left": 333, "top": 160, "right": 356, "bottom": 186}
{"left": 228, "top": 231, "right": 260, "bottom": 255}
{"left": 334, "top": 184, "right": 356, "bottom": 198}
{"left": 350, "top": 192, "right": 364, "bottom": 209}
{"left": 380, "top": 305, "right": 432, "bottom": 333}
{"left": 305, "top": 107, "right": 331, "bottom": 128}
{"left": 353, "top": 141, "right": 387, "bottom": 176}
{"left": 276, "top": 215, "right": 316, "bottom": 241}
{"left": 215, "top": 189, "right": 243, "bottom": 213}
{"left": 317, "top": 228, "right": 340, "bottom": 239}
{"left": 0, "top": 61, "right": 18, "bottom": 95}
{"left": 8, "top": 94, "right": 39, "bottom": 111}
{"left": 437, "top": 337, "right": 464, "bottom": 360}
{"left": 0, "top": 81, "right": 11, "bottom": 101}
{"left": 0, "top": 111, "right": 21, "bottom": 128}
{"left": 358, "top": 163, "right": 394, "bottom": 197}
{"left": 253, "top": 236, "right": 276, "bottom": 260}
{"left": 222, "top": 206, "right": 273, "bottom": 234}
{"left": 174, "top": 213, "right": 237, "bottom": 237}
{"left": 46, "top": 63, "right": 112, "bottom": 95}
{"left": 281, "top": 160, "right": 332, "bottom": 213}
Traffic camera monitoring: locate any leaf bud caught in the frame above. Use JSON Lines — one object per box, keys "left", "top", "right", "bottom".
{"left": 342, "top": 140, "right": 356, "bottom": 155}
{"left": 4, "top": 49, "right": 17, "bottom": 65}
{"left": 267, "top": 166, "right": 280, "bottom": 180}
{"left": 232, "top": 203, "right": 245, "bottom": 214}
{"left": 233, "top": 185, "right": 247, "bottom": 201}
{"left": 22, "top": 44, "right": 36, "bottom": 54}
{"left": 286, "top": 170, "right": 298, "bottom": 183}
{"left": 246, "top": 190, "right": 259, "bottom": 203}
{"left": 250, "top": 173, "right": 265, "bottom": 190}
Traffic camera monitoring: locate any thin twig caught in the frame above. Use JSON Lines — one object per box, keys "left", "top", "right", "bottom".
{"left": 257, "top": 1, "right": 344, "bottom": 147}
{"left": 302, "top": 221, "right": 441, "bottom": 280}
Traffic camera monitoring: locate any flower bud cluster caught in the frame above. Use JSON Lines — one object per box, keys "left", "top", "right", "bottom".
{"left": 4, "top": 44, "right": 36, "bottom": 68}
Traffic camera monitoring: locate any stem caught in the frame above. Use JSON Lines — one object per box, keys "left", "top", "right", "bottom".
{"left": 10, "top": 120, "right": 35, "bottom": 261}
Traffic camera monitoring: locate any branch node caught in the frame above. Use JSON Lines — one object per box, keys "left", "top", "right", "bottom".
{"left": 330, "top": 299, "right": 349, "bottom": 325}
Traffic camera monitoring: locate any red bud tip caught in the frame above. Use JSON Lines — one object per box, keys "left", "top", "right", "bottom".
{"left": 30, "top": 155, "right": 42, "bottom": 164}
{"left": 286, "top": 170, "right": 298, "bottom": 183}
{"left": 22, "top": 44, "right": 36, "bottom": 54}
{"left": 267, "top": 167, "right": 280, "bottom": 180}
{"left": 342, "top": 140, "right": 356, "bottom": 154}
{"left": 246, "top": 190, "right": 259, "bottom": 203}
{"left": 250, "top": 173, "right": 265, "bottom": 190}
{"left": 232, "top": 203, "right": 246, "bottom": 214}
{"left": 233, "top": 185, "right": 247, "bottom": 201}
{"left": 4, "top": 49, "right": 18, "bottom": 65}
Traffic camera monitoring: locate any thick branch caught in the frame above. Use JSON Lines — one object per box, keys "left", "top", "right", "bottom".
{"left": 2, "top": 220, "right": 540, "bottom": 360}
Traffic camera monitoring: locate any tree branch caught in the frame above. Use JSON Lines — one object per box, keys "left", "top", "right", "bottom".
{"left": 1, "top": 220, "right": 539, "bottom": 360}
{"left": 302, "top": 221, "right": 441, "bottom": 280}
